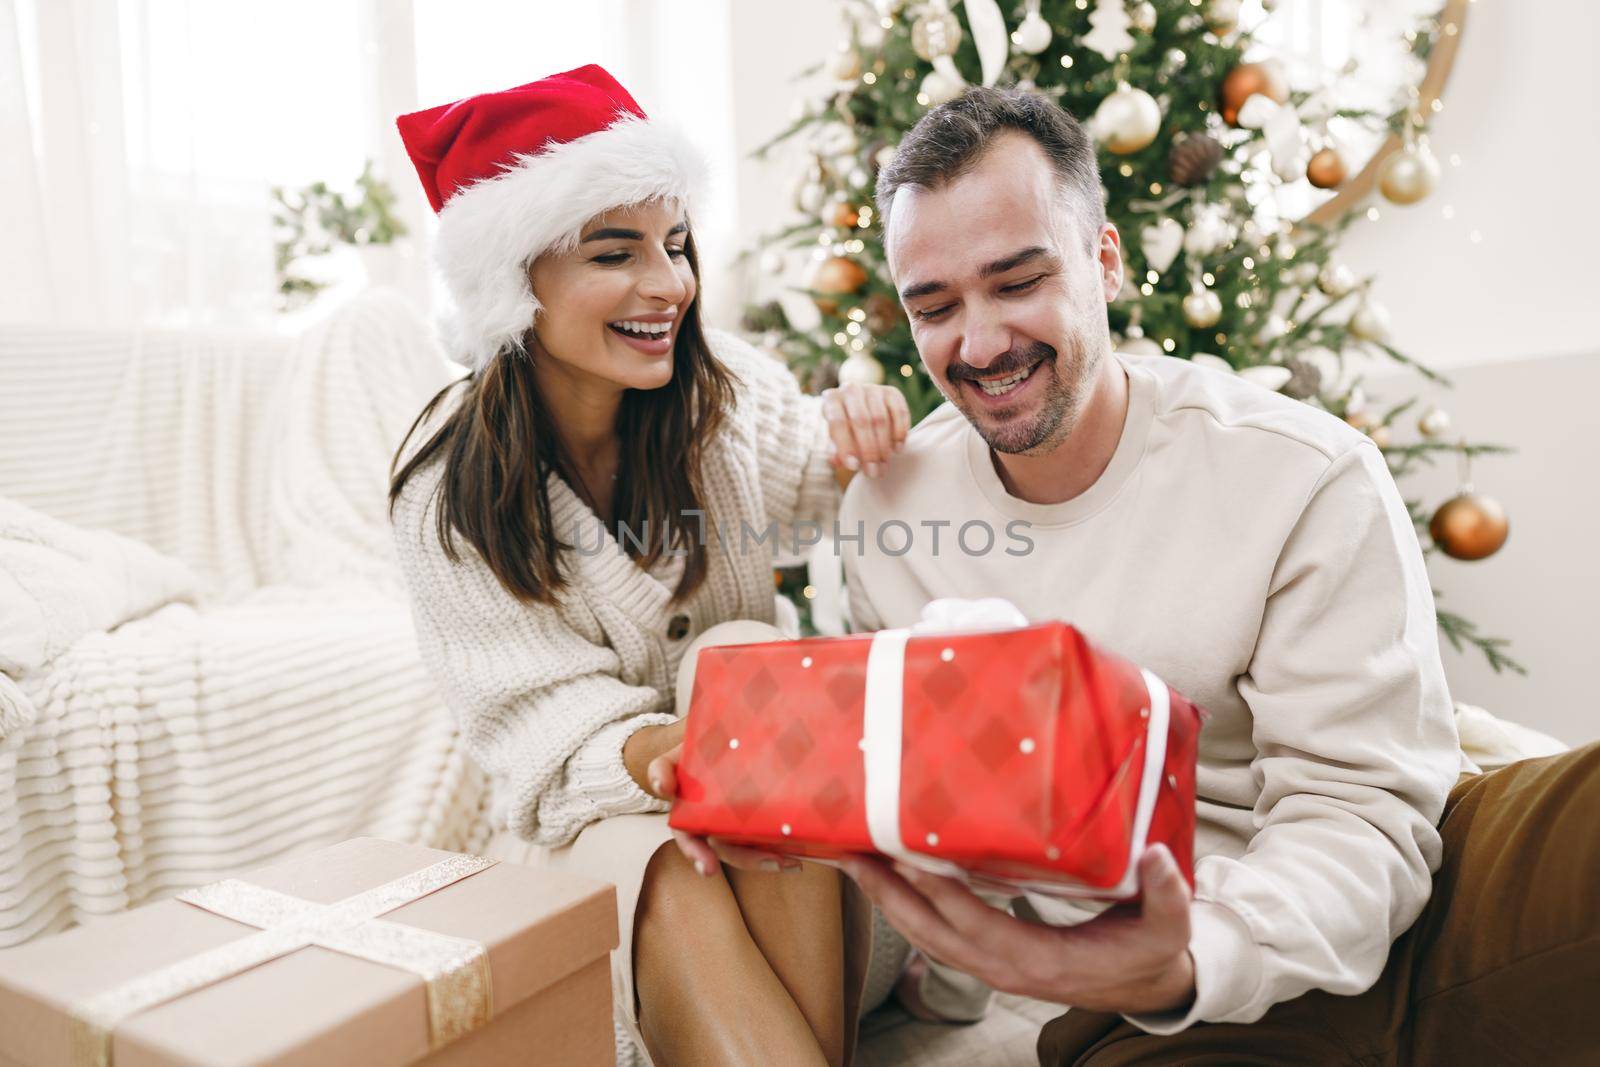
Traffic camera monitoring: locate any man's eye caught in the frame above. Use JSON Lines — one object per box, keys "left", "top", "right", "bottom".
{"left": 1002, "top": 276, "right": 1044, "bottom": 294}
{"left": 914, "top": 305, "right": 952, "bottom": 321}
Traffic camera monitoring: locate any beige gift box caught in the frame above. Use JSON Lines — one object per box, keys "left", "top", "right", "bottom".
{"left": 0, "top": 837, "right": 617, "bottom": 1067}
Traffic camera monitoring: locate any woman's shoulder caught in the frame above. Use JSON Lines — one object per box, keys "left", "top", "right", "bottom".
{"left": 704, "top": 327, "right": 799, "bottom": 396}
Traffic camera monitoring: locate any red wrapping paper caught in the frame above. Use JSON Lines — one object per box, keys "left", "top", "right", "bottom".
{"left": 668, "top": 621, "right": 1203, "bottom": 898}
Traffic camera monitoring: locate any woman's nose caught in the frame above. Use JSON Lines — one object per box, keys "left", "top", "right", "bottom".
{"left": 638, "top": 251, "right": 689, "bottom": 305}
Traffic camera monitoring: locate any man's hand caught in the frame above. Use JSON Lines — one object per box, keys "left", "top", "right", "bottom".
{"left": 840, "top": 844, "right": 1197, "bottom": 1016}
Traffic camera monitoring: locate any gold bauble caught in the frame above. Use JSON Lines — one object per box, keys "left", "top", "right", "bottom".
{"left": 1348, "top": 299, "right": 1392, "bottom": 343}
{"left": 1430, "top": 492, "right": 1510, "bottom": 561}
{"left": 1379, "top": 142, "right": 1441, "bottom": 205}
{"left": 1220, "top": 62, "right": 1288, "bottom": 127}
{"left": 809, "top": 256, "right": 868, "bottom": 316}
{"left": 1418, "top": 406, "right": 1453, "bottom": 439}
{"left": 1182, "top": 287, "right": 1223, "bottom": 329}
{"left": 1306, "top": 147, "right": 1348, "bottom": 190}
{"left": 829, "top": 47, "right": 862, "bottom": 81}
{"left": 1206, "top": 0, "right": 1241, "bottom": 35}
{"left": 1130, "top": 1, "right": 1158, "bottom": 33}
{"left": 911, "top": 8, "right": 962, "bottom": 61}
{"left": 822, "top": 199, "right": 860, "bottom": 229}
{"left": 1094, "top": 84, "right": 1162, "bottom": 155}
{"left": 837, "top": 353, "right": 887, "bottom": 387}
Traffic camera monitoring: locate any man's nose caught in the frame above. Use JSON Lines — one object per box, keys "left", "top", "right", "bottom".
{"left": 958, "top": 309, "right": 1010, "bottom": 370}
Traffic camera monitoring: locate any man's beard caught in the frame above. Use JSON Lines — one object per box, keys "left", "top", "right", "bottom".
{"left": 947, "top": 339, "right": 1091, "bottom": 455}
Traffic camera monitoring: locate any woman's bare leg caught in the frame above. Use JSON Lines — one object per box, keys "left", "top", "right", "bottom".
{"left": 634, "top": 844, "right": 830, "bottom": 1067}
{"left": 724, "top": 862, "right": 857, "bottom": 1067}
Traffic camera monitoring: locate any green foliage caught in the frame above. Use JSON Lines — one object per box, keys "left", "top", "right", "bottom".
{"left": 272, "top": 160, "right": 408, "bottom": 310}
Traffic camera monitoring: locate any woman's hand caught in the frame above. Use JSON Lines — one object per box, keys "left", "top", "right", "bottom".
{"left": 821, "top": 383, "right": 911, "bottom": 481}
{"left": 646, "top": 739, "right": 802, "bottom": 878}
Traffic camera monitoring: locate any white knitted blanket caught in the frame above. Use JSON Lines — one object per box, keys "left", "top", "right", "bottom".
{"left": 0, "top": 290, "right": 489, "bottom": 949}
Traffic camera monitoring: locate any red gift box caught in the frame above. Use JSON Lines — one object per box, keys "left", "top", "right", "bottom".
{"left": 668, "top": 615, "right": 1203, "bottom": 898}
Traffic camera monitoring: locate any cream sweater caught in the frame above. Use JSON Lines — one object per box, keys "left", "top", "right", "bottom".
{"left": 391, "top": 330, "right": 837, "bottom": 846}
{"left": 839, "top": 353, "right": 1464, "bottom": 1034}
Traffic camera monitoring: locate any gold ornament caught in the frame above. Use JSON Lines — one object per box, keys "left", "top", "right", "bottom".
{"left": 1348, "top": 299, "right": 1392, "bottom": 343}
{"left": 1317, "top": 262, "right": 1357, "bottom": 297}
{"left": 1206, "top": 0, "right": 1241, "bottom": 35}
{"left": 837, "top": 353, "right": 887, "bottom": 387}
{"left": 1130, "top": 1, "right": 1158, "bottom": 33}
{"left": 921, "top": 69, "right": 964, "bottom": 106}
{"left": 829, "top": 47, "right": 862, "bottom": 81}
{"left": 1306, "top": 147, "right": 1348, "bottom": 190}
{"left": 1430, "top": 492, "right": 1510, "bottom": 561}
{"left": 822, "top": 199, "right": 860, "bottom": 229}
{"left": 1168, "top": 133, "right": 1224, "bottom": 186}
{"left": 912, "top": 7, "right": 962, "bottom": 61}
{"left": 809, "top": 256, "right": 868, "bottom": 316}
{"left": 1379, "top": 140, "right": 1441, "bottom": 205}
{"left": 1418, "top": 406, "right": 1452, "bottom": 439}
{"left": 1094, "top": 82, "right": 1162, "bottom": 155}
{"left": 1343, "top": 409, "right": 1390, "bottom": 448}
{"left": 1220, "top": 62, "right": 1288, "bottom": 127}
{"left": 1182, "top": 286, "right": 1223, "bottom": 329}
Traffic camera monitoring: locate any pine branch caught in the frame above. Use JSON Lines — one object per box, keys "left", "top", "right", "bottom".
{"left": 1436, "top": 605, "right": 1528, "bottom": 676}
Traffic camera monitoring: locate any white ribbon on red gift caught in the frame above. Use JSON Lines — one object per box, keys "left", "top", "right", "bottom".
{"left": 860, "top": 598, "right": 1170, "bottom": 899}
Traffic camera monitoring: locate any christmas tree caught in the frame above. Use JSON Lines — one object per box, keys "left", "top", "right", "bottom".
{"left": 746, "top": 0, "right": 1519, "bottom": 672}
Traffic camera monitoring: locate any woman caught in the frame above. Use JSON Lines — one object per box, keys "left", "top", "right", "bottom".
{"left": 388, "top": 66, "right": 909, "bottom": 1066}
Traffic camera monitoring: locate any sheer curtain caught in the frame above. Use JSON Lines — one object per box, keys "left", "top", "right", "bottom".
{"left": 0, "top": 0, "right": 738, "bottom": 334}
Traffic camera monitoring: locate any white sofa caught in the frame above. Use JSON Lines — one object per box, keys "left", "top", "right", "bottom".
{"left": 0, "top": 291, "right": 492, "bottom": 950}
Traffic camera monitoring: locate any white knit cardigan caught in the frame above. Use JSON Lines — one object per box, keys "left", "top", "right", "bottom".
{"left": 390, "top": 329, "right": 838, "bottom": 846}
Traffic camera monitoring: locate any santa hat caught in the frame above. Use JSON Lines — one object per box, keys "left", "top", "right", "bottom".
{"left": 396, "top": 65, "right": 708, "bottom": 371}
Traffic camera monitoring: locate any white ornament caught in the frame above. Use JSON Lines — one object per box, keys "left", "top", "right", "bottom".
{"left": 1257, "top": 314, "right": 1289, "bottom": 342}
{"left": 964, "top": 0, "right": 1011, "bottom": 85}
{"left": 829, "top": 47, "right": 862, "bottom": 81}
{"left": 1183, "top": 286, "right": 1223, "bottom": 329}
{"left": 1118, "top": 332, "right": 1163, "bottom": 356}
{"left": 1092, "top": 82, "right": 1161, "bottom": 155}
{"left": 1237, "top": 92, "right": 1308, "bottom": 185}
{"left": 1238, "top": 364, "right": 1293, "bottom": 392}
{"left": 1012, "top": 10, "right": 1052, "bottom": 55}
{"left": 1130, "top": 1, "right": 1157, "bottom": 33}
{"left": 1317, "top": 262, "right": 1357, "bottom": 297}
{"left": 1206, "top": 0, "right": 1242, "bottom": 34}
{"left": 1140, "top": 218, "right": 1185, "bottom": 274}
{"left": 759, "top": 250, "right": 786, "bottom": 276}
{"left": 796, "top": 181, "right": 827, "bottom": 215}
{"left": 837, "top": 354, "right": 886, "bottom": 386}
{"left": 1184, "top": 203, "right": 1238, "bottom": 258}
{"left": 1083, "top": 0, "right": 1135, "bottom": 61}
{"left": 858, "top": 20, "right": 886, "bottom": 49}
{"left": 921, "top": 68, "right": 963, "bottom": 105}
{"left": 1418, "top": 406, "right": 1452, "bottom": 439}
{"left": 815, "top": 122, "right": 858, "bottom": 158}
{"left": 875, "top": 144, "right": 897, "bottom": 170}
{"left": 1349, "top": 299, "right": 1392, "bottom": 343}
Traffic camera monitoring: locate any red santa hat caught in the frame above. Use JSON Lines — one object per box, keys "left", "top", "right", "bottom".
{"left": 396, "top": 65, "right": 708, "bottom": 370}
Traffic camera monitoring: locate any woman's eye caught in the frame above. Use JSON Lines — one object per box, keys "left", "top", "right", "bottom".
{"left": 1002, "top": 276, "right": 1044, "bottom": 294}
{"left": 593, "top": 252, "right": 630, "bottom": 265}
{"left": 667, "top": 247, "right": 688, "bottom": 260}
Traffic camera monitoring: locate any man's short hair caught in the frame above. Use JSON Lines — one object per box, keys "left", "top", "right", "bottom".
{"left": 875, "top": 86, "right": 1106, "bottom": 252}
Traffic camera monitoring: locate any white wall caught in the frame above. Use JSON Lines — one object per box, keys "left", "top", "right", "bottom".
{"left": 723, "top": 0, "right": 1600, "bottom": 745}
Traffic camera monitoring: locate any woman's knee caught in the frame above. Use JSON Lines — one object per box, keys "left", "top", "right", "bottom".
{"left": 675, "top": 619, "right": 788, "bottom": 715}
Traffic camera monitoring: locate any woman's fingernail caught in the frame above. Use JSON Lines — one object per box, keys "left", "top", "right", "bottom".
{"left": 844, "top": 455, "right": 860, "bottom": 471}
{"left": 867, "top": 462, "right": 882, "bottom": 478}
{"left": 760, "top": 859, "right": 782, "bottom": 873}
{"left": 782, "top": 861, "right": 803, "bottom": 873}
{"left": 649, "top": 777, "right": 662, "bottom": 795}
{"left": 694, "top": 859, "right": 709, "bottom": 877}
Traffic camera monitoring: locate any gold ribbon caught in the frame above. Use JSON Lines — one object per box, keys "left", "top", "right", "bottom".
{"left": 68, "top": 853, "right": 499, "bottom": 1067}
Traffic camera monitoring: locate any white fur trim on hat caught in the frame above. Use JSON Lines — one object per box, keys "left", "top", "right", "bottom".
{"left": 432, "top": 114, "right": 710, "bottom": 371}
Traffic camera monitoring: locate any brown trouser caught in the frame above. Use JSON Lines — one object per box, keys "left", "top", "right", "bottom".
{"left": 1038, "top": 743, "right": 1600, "bottom": 1067}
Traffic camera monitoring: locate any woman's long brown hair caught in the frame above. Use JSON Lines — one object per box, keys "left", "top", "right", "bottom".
{"left": 388, "top": 233, "right": 737, "bottom": 605}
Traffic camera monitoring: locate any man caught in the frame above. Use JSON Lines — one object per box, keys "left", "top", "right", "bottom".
{"left": 835, "top": 86, "right": 1600, "bottom": 1064}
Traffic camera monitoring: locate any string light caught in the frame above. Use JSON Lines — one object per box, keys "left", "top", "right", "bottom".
{"left": 846, "top": 322, "right": 861, "bottom": 335}
{"left": 863, "top": 72, "right": 877, "bottom": 85}
{"left": 848, "top": 308, "right": 867, "bottom": 322}
{"left": 833, "top": 332, "right": 848, "bottom": 345}
{"left": 1060, "top": 55, "right": 1074, "bottom": 68}
{"left": 1367, "top": 207, "right": 1381, "bottom": 221}
{"left": 1202, "top": 272, "right": 1216, "bottom": 286}
{"left": 1140, "top": 282, "right": 1155, "bottom": 295}
{"left": 1161, "top": 338, "right": 1176, "bottom": 352}
{"left": 1146, "top": 270, "right": 1159, "bottom": 283}
{"left": 1242, "top": 256, "right": 1255, "bottom": 269}
{"left": 900, "top": 364, "right": 914, "bottom": 377}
